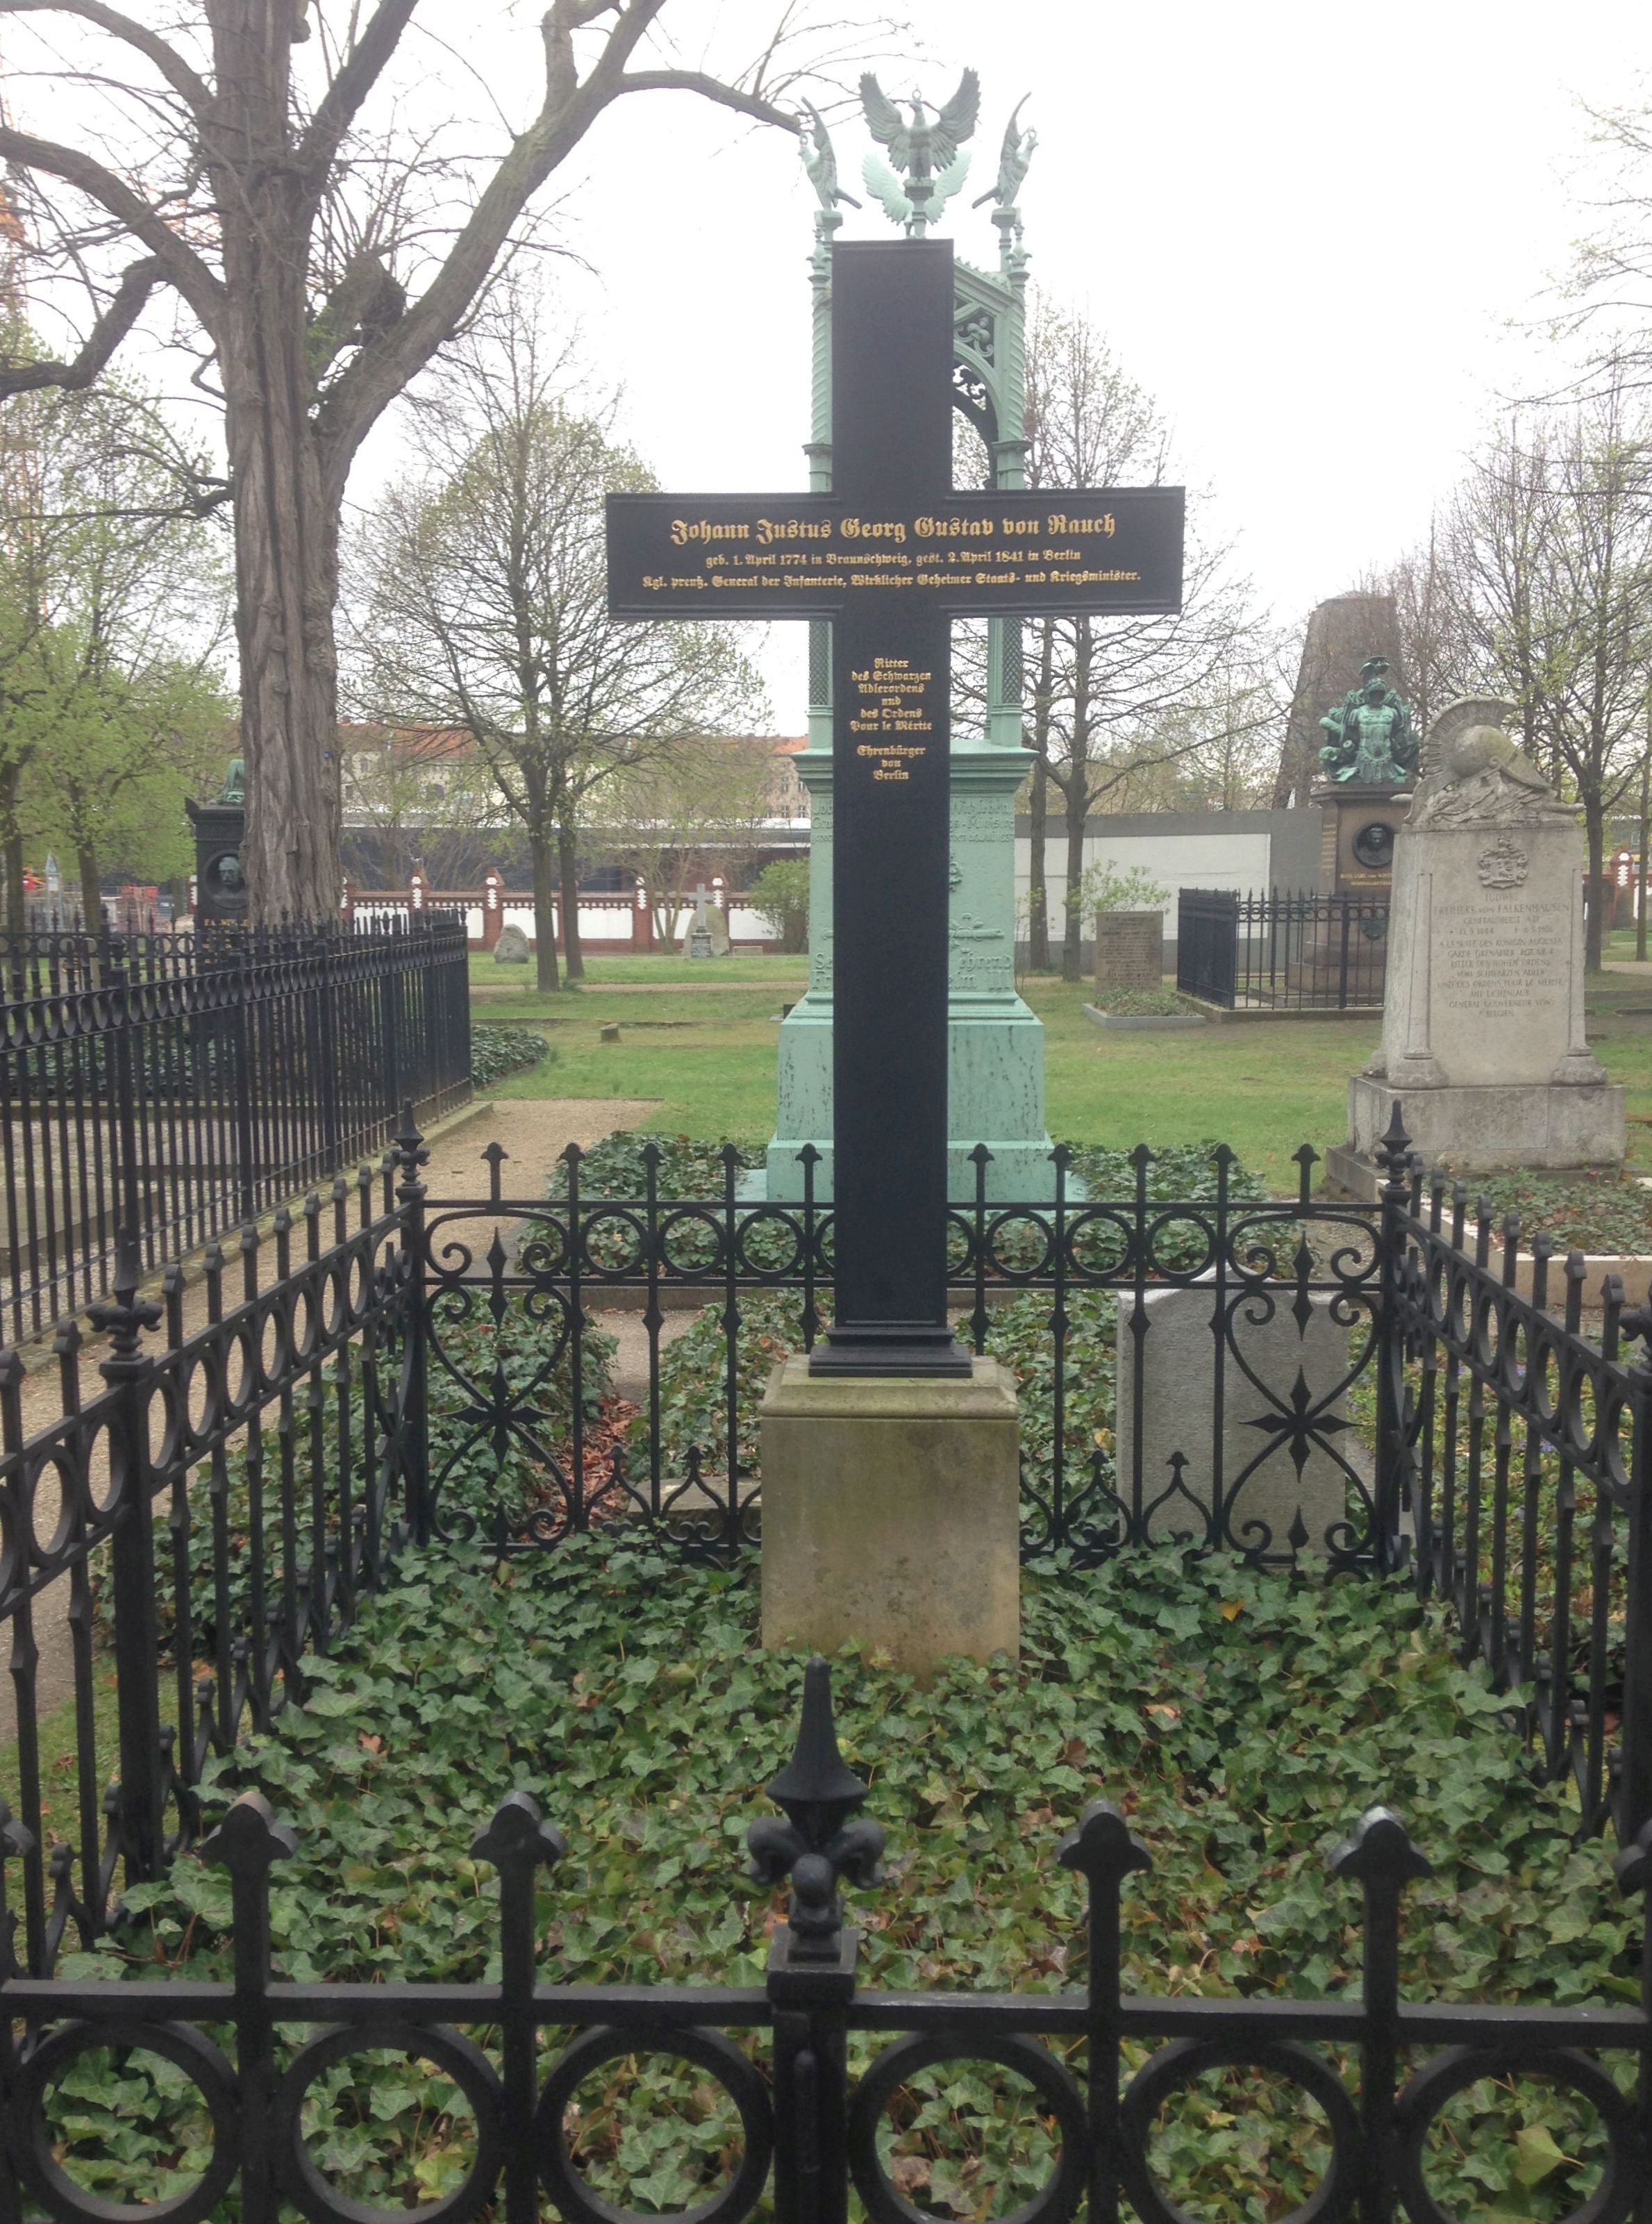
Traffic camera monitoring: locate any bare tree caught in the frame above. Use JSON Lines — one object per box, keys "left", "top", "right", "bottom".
{"left": 601, "top": 733, "right": 774, "bottom": 947}
{"left": 1551, "top": 96, "right": 1652, "bottom": 402}
{"left": 1100, "top": 654, "right": 1287, "bottom": 813}
{"left": 1353, "top": 533, "right": 1471, "bottom": 742}
{"left": 0, "top": 2, "right": 869, "bottom": 919}
{"left": 347, "top": 295, "right": 765, "bottom": 991}
{"left": 1019, "top": 300, "right": 1262, "bottom": 979}
{"left": 340, "top": 723, "right": 492, "bottom": 889}
{"left": 1426, "top": 381, "right": 1652, "bottom": 969}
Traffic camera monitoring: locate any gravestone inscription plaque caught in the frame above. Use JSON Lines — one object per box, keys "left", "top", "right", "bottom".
{"left": 1334, "top": 695, "right": 1625, "bottom": 1187}
{"left": 608, "top": 239, "right": 1183, "bottom": 1374}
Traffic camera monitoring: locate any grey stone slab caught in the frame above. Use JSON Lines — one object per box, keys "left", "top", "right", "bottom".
{"left": 1351, "top": 700, "right": 1624, "bottom": 1175}
{"left": 1348, "top": 1074, "right": 1624, "bottom": 1172}
{"left": 1083, "top": 1006, "right": 1205, "bottom": 1032}
{"left": 492, "top": 921, "right": 530, "bottom": 963}
{"left": 1094, "top": 909, "right": 1164, "bottom": 992}
{"left": 1115, "top": 1275, "right": 1355, "bottom": 1559}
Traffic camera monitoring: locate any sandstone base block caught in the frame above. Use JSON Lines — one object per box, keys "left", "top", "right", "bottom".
{"left": 760, "top": 1354, "right": 1019, "bottom": 1678}
{"left": 1347, "top": 1074, "right": 1626, "bottom": 1174}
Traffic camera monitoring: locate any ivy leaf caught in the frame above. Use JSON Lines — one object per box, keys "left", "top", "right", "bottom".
{"left": 1512, "top": 2125, "right": 1573, "bottom": 2187}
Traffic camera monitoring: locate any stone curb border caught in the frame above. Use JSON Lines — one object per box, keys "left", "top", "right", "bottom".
{"left": 1081, "top": 1004, "right": 1207, "bottom": 1033}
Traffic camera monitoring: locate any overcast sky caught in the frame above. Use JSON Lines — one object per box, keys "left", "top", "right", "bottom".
{"left": 351, "top": 0, "right": 1642, "bottom": 725}
{"left": 14, "top": 1, "right": 1648, "bottom": 727}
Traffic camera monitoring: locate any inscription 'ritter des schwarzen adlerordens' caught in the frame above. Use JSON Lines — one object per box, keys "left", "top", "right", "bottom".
{"left": 606, "top": 240, "right": 1185, "bottom": 1377}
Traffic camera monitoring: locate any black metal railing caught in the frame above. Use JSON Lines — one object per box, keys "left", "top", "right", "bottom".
{"left": 1385, "top": 1125, "right": 1652, "bottom": 1846}
{"left": 3, "top": 1656, "right": 1646, "bottom": 2224}
{"left": 0, "top": 1167, "right": 412, "bottom": 1980}
{"left": 1177, "top": 888, "right": 1390, "bottom": 1011}
{"left": 6, "top": 1108, "right": 1652, "bottom": 1918}
{"left": 419, "top": 1137, "right": 1385, "bottom": 1573}
{"left": 0, "top": 917, "right": 471, "bottom": 1344}
{"left": 5, "top": 1109, "right": 1652, "bottom": 2220}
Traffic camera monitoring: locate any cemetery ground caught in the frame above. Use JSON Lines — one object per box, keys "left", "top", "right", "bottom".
{"left": 6, "top": 955, "right": 1651, "bottom": 2224}
{"left": 472, "top": 949, "right": 1652, "bottom": 1214}
{"left": 9, "top": 1540, "right": 1634, "bottom": 2222}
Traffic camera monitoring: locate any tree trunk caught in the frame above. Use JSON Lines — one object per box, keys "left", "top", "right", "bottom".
{"left": 1061, "top": 626, "right": 1095, "bottom": 984}
{"left": 1028, "top": 753, "right": 1049, "bottom": 970}
{"left": 0, "top": 765, "right": 22, "bottom": 932}
{"left": 1640, "top": 734, "right": 1650, "bottom": 965}
{"left": 1585, "top": 794, "right": 1606, "bottom": 974}
{"left": 207, "top": 10, "right": 342, "bottom": 927}
{"left": 557, "top": 820, "right": 584, "bottom": 982}
{"left": 77, "top": 845, "right": 101, "bottom": 938}
{"left": 1061, "top": 779, "right": 1087, "bottom": 984}
{"left": 530, "top": 828, "right": 560, "bottom": 993}
{"left": 221, "top": 351, "right": 342, "bottom": 925}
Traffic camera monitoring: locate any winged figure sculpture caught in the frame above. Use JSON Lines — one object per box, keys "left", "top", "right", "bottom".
{"left": 973, "top": 97, "right": 1037, "bottom": 211}
{"left": 800, "top": 101, "right": 860, "bottom": 213}
{"left": 857, "top": 67, "right": 980, "bottom": 234}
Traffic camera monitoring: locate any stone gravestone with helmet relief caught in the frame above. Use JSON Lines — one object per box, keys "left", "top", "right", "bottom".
{"left": 1330, "top": 696, "right": 1624, "bottom": 1195}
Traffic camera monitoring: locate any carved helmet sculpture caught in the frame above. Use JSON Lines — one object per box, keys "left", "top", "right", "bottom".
{"left": 1425, "top": 697, "right": 1548, "bottom": 790}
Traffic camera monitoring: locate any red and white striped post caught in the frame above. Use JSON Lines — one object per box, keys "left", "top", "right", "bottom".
{"left": 482, "top": 870, "right": 505, "bottom": 952}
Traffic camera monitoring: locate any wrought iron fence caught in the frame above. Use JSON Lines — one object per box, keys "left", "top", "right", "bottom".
{"left": 0, "top": 1166, "right": 412, "bottom": 1978}
{"left": 1386, "top": 1123, "right": 1652, "bottom": 1848}
{"left": 0, "top": 917, "right": 470, "bottom": 1345}
{"left": 4, "top": 1109, "right": 1652, "bottom": 2221}
{"left": 418, "top": 1136, "right": 1387, "bottom": 1574}
{"left": 5, "top": 1106, "right": 1652, "bottom": 1915}
{"left": 1177, "top": 888, "right": 1390, "bottom": 1011}
{"left": 3, "top": 1657, "right": 1647, "bottom": 2224}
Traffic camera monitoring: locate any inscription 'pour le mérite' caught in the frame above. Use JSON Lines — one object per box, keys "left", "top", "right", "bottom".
{"left": 849, "top": 658, "right": 934, "bottom": 779}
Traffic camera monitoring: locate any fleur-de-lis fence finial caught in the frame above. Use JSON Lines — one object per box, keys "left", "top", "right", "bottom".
{"left": 748, "top": 1658, "right": 884, "bottom": 1968}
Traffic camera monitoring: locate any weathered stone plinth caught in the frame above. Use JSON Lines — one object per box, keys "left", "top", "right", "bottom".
{"left": 759, "top": 1353, "right": 1019, "bottom": 1678}
{"left": 1312, "top": 779, "right": 1410, "bottom": 899}
{"left": 1342, "top": 1075, "right": 1626, "bottom": 1181}
{"left": 1115, "top": 1277, "right": 1349, "bottom": 1557}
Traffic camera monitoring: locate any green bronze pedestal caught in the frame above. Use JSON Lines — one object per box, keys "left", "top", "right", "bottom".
{"left": 754, "top": 736, "right": 1058, "bottom": 1203}
{"left": 749, "top": 101, "right": 1058, "bottom": 1203}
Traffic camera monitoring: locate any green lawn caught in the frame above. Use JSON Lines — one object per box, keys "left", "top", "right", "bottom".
{"left": 474, "top": 963, "right": 1652, "bottom": 1194}
{"left": 472, "top": 951, "right": 806, "bottom": 986}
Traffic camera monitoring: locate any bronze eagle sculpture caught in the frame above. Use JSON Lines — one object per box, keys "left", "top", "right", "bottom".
{"left": 858, "top": 68, "right": 980, "bottom": 234}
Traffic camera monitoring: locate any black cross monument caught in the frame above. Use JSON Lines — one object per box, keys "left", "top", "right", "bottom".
{"left": 608, "top": 240, "right": 1183, "bottom": 1377}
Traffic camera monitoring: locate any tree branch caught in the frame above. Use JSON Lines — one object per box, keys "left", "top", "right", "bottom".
{"left": 314, "top": 0, "right": 668, "bottom": 475}
{"left": 0, "top": 254, "right": 164, "bottom": 395}
{"left": 0, "top": 125, "right": 223, "bottom": 329}
{"left": 0, "top": 0, "right": 210, "bottom": 114}
{"left": 614, "top": 68, "right": 800, "bottom": 131}
{"left": 296, "top": 0, "right": 422, "bottom": 190}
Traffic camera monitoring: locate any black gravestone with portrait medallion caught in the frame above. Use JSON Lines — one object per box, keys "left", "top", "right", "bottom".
{"left": 607, "top": 239, "right": 1184, "bottom": 1375}
{"left": 185, "top": 796, "right": 249, "bottom": 925}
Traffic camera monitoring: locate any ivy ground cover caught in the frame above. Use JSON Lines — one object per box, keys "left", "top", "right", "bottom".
{"left": 68, "top": 1536, "right": 1637, "bottom": 2224}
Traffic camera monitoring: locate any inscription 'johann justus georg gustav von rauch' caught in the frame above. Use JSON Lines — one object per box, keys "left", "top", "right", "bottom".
{"left": 667, "top": 511, "right": 1121, "bottom": 544}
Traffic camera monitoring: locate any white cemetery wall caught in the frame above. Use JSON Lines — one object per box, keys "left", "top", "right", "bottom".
{"left": 1014, "top": 807, "right": 1324, "bottom": 967}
